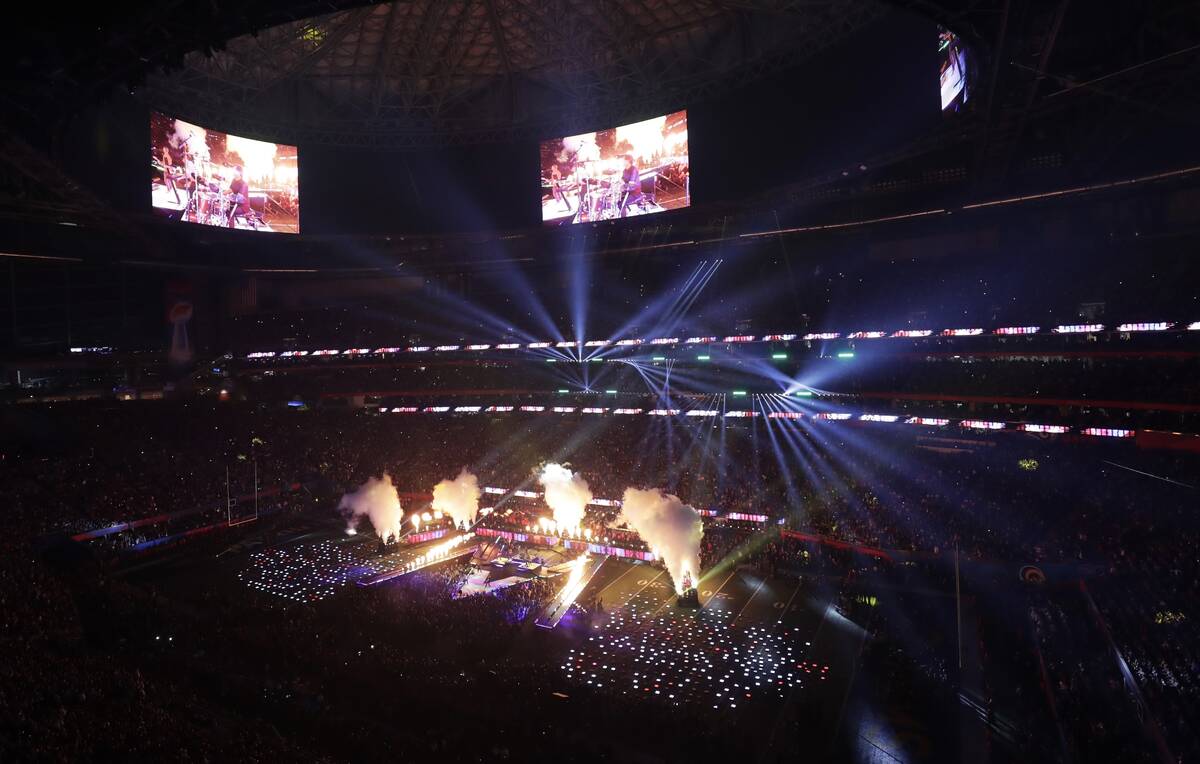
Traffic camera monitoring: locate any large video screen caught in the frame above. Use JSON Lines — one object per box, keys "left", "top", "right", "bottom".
{"left": 540, "top": 110, "right": 689, "bottom": 226}
{"left": 150, "top": 112, "right": 299, "bottom": 234}
{"left": 939, "top": 27, "right": 973, "bottom": 112}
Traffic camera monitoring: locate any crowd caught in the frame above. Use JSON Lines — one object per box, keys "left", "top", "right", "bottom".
{"left": 2, "top": 397, "right": 1198, "bottom": 760}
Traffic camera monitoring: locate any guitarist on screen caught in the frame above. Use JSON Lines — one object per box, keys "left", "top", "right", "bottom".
{"left": 618, "top": 153, "right": 644, "bottom": 218}
{"left": 226, "top": 165, "right": 255, "bottom": 228}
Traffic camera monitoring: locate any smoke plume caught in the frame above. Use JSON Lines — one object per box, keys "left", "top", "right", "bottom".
{"left": 431, "top": 468, "right": 482, "bottom": 529}
{"left": 338, "top": 474, "right": 404, "bottom": 544}
{"left": 538, "top": 463, "right": 593, "bottom": 532}
{"left": 618, "top": 487, "right": 704, "bottom": 594}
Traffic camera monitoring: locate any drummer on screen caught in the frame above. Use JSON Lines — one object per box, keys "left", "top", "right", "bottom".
{"left": 226, "top": 165, "right": 254, "bottom": 228}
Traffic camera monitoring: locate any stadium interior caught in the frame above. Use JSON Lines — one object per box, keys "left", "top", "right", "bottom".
{"left": 2, "top": 1, "right": 1200, "bottom": 762}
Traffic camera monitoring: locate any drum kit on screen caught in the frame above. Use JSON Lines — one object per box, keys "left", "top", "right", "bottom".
{"left": 543, "top": 164, "right": 651, "bottom": 223}
{"left": 153, "top": 153, "right": 264, "bottom": 229}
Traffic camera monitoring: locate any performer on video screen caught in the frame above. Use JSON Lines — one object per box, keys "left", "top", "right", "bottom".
{"left": 619, "top": 153, "right": 644, "bottom": 218}
{"left": 159, "top": 145, "right": 182, "bottom": 204}
{"left": 550, "top": 164, "right": 573, "bottom": 213}
{"left": 226, "top": 165, "right": 254, "bottom": 228}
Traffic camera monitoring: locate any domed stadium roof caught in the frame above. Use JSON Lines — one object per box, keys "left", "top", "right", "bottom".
{"left": 140, "top": 0, "right": 887, "bottom": 147}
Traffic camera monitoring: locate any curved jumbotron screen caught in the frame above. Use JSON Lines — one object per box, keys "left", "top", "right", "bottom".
{"left": 150, "top": 112, "right": 300, "bottom": 234}
{"left": 540, "top": 110, "right": 689, "bottom": 226}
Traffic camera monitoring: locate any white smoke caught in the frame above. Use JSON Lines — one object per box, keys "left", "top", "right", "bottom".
{"left": 558, "top": 132, "right": 599, "bottom": 165}
{"left": 338, "top": 474, "right": 404, "bottom": 544}
{"left": 618, "top": 487, "right": 704, "bottom": 594}
{"left": 431, "top": 468, "right": 482, "bottom": 529}
{"left": 171, "top": 119, "right": 210, "bottom": 164}
{"left": 225, "top": 133, "right": 279, "bottom": 185}
{"left": 538, "top": 463, "right": 592, "bottom": 533}
{"left": 614, "top": 114, "right": 667, "bottom": 162}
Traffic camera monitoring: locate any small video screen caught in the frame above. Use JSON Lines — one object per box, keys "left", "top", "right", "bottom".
{"left": 150, "top": 112, "right": 300, "bottom": 234}
{"left": 540, "top": 110, "right": 689, "bottom": 226}
{"left": 939, "top": 26, "right": 973, "bottom": 112}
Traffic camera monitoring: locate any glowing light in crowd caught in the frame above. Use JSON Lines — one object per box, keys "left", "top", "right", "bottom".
{"left": 651, "top": 356, "right": 667, "bottom": 361}
{"left": 696, "top": 355, "right": 711, "bottom": 361}
{"left": 906, "top": 417, "right": 949, "bottom": 426}
{"left": 1117, "top": 322, "right": 1171, "bottom": 332}
{"left": 836, "top": 352, "right": 855, "bottom": 359}
{"left": 860, "top": 414, "right": 899, "bottom": 422}
{"left": 961, "top": 420, "right": 1005, "bottom": 430}
{"left": 1053, "top": 324, "right": 1104, "bottom": 334}
{"left": 993, "top": 326, "right": 1039, "bottom": 335}
{"left": 813, "top": 413, "right": 851, "bottom": 420}
{"left": 605, "top": 390, "right": 618, "bottom": 395}
{"left": 771, "top": 353, "right": 788, "bottom": 359}
{"left": 619, "top": 487, "right": 704, "bottom": 594}
{"left": 237, "top": 316, "right": 1193, "bottom": 361}
{"left": 557, "top": 389, "right": 569, "bottom": 394}
{"left": 1020, "top": 424, "right": 1069, "bottom": 434}
{"left": 1081, "top": 428, "right": 1134, "bottom": 438}
{"left": 726, "top": 513, "right": 768, "bottom": 523}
